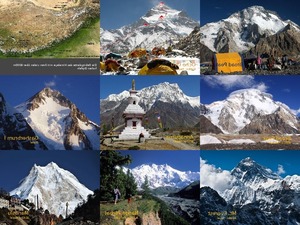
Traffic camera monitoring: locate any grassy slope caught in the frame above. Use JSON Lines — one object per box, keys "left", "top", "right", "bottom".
{"left": 100, "top": 197, "right": 190, "bottom": 225}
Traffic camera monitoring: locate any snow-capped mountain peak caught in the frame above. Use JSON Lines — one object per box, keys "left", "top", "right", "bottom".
{"left": 203, "top": 88, "right": 299, "bottom": 134}
{"left": 200, "top": 5, "right": 300, "bottom": 53}
{"left": 15, "top": 88, "right": 99, "bottom": 150}
{"left": 10, "top": 162, "right": 93, "bottom": 217}
{"left": 231, "top": 157, "right": 281, "bottom": 186}
{"left": 125, "top": 163, "right": 199, "bottom": 189}
{"left": 101, "top": 3, "right": 199, "bottom": 53}
{"left": 102, "top": 82, "right": 200, "bottom": 111}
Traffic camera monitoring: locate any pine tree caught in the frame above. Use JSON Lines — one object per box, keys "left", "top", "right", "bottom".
{"left": 125, "top": 169, "right": 137, "bottom": 199}
{"left": 141, "top": 175, "right": 150, "bottom": 198}
{"left": 100, "top": 151, "right": 131, "bottom": 201}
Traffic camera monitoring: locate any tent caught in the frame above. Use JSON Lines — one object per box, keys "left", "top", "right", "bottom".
{"left": 213, "top": 52, "right": 244, "bottom": 73}
{"left": 104, "top": 53, "right": 122, "bottom": 60}
{"left": 138, "top": 59, "right": 178, "bottom": 75}
{"left": 152, "top": 47, "right": 166, "bottom": 56}
{"left": 128, "top": 49, "right": 147, "bottom": 58}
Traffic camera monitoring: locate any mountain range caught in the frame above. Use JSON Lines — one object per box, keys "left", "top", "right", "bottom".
{"left": 0, "top": 88, "right": 99, "bottom": 150}
{"left": 10, "top": 162, "right": 93, "bottom": 217}
{"left": 201, "top": 157, "right": 300, "bottom": 224}
{"left": 201, "top": 88, "right": 300, "bottom": 134}
{"left": 100, "top": 82, "right": 200, "bottom": 130}
{"left": 101, "top": 3, "right": 199, "bottom": 53}
{"left": 200, "top": 5, "right": 300, "bottom": 59}
{"left": 124, "top": 163, "right": 199, "bottom": 190}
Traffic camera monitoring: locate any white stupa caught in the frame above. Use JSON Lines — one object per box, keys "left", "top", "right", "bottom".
{"left": 118, "top": 80, "right": 150, "bottom": 140}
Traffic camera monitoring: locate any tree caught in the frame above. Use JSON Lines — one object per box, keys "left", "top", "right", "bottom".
{"left": 125, "top": 169, "right": 137, "bottom": 199}
{"left": 141, "top": 175, "right": 151, "bottom": 198}
{"left": 100, "top": 151, "right": 131, "bottom": 201}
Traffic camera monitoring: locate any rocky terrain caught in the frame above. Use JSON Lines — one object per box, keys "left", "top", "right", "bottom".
{"left": 200, "top": 115, "right": 223, "bottom": 134}
{"left": 173, "top": 26, "right": 200, "bottom": 59}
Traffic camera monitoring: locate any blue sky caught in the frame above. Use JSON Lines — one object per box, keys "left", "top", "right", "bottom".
{"left": 0, "top": 151, "right": 99, "bottom": 192}
{"left": 201, "top": 0, "right": 300, "bottom": 26}
{"left": 0, "top": 76, "right": 99, "bottom": 123}
{"left": 201, "top": 76, "right": 300, "bottom": 115}
{"left": 100, "top": 76, "right": 200, "bottom": 99}
{"left": 201, "top": 150, "right": 300, "bottom": 177}
{"left": 118, "top": 150, "right": 199, "bottom": 172}
{"left": 101, "top": 0, "right": 200, "bottom": 30}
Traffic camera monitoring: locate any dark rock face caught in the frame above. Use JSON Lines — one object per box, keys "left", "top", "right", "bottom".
{"left": 169, "top": 180, "right": 200, "bottom": 200}
{"left": 0, "top": 92, "right": 47, "bottom": 150}
{"left": 174, "top": 26, "right": 200, "bottom": 59}
{"left": 200, "top": 115, "right": 223, "bottom": 134}
{"left": 250, "top": 24, "right": 300, "bottom": 57}
{"left": 200, "top": 42, "right": 214, "bottom": 62}
{"left": 101, "top": 100, "right": 199, "bottom": 130}
{"left": 143, "top": 101, "right": 199, "bottom": 129}
{"left": 239, "top": 109, "right": 300, "bottom": 134}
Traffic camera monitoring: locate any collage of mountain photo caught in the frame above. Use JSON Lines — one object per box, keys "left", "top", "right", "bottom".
{"left": 100, "top": 0, "right": 200, "bottom": 75}
{"left": 100, "top": 150, "right": 200, "bottom": 225}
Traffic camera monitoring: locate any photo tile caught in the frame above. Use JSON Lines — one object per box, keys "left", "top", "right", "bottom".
{"left": 200, "top": 0, "right": 300, "bottom": 75}
{"left": 100, "top": 150, "right": 200, "bottom": 225}
{"left": 200, "top": 150, "right": 300, "bottom": 224}
{"left": 0, "top": 0, "right": 100, "bottom": 75}
{"left": 0, "top": 75, "right": 100, "bottom": 150}
{"left": 100, "top": 76, "right": 200, "bottom": 150}
{"left": 200, "top": 75, "right": 300, "bottom": 150}
{"left": 100, "top": 0, "right": 200, "bottom": 75}
{"left": 0, "top": 150, "right": 99, "bottom": 224}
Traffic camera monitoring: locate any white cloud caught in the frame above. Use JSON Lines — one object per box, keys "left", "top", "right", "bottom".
{"left": 291, "top": 108, "right": 300, "bottom": 115}
{"left": 253, "top": 82, "right": 268, "bottom": 92}
{"left": 282, "top": 88, "right": 291, "bottom": 93}
{"left": 276, "top": 164, "right": 285, "bottom": 176}
{"left": 200, "top": 157, "right": 235, "bottom": 193}
{"left": 202, "top": 75, "right": 269, "bottom": 92}
{"left": 44, "top": 81, "right": 56, "bottom": 87}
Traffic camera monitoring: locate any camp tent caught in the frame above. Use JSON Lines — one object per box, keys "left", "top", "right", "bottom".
{"left": 128, "top": 49, "right": 147, "bottom": 58}
{"left": 213, "top": 52, "right": 244, "bottom": 73}
{"left": 152, "top": 47, "right": 166, "bottom": 56}
{"left": 104, "top": 53, "right": 122, "bottom": 60}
